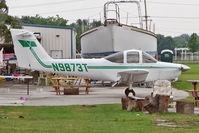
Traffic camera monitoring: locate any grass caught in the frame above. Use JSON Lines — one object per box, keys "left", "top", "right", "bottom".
{"left": 1, "top": 105, "right": 199, "bottom": 133}
{"left": 172, "top": 63, "right": 199, "bottom": 100}
{"left": 174, "top": 60, "right": 199, "bottom": 62}
{"left": 172, "top": 63, "right": 199, "bottom": 91}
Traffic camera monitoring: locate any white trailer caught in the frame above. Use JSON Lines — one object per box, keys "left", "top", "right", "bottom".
{"left": 23, "top": 24, "right": 76, "bottom": 59}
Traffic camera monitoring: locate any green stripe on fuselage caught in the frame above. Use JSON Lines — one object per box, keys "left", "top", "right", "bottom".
{"left": 87, "top": 66, "right": 179, "bottom": 69}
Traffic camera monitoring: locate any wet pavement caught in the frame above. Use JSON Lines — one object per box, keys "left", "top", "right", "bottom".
{"left": 0, "top": 83, "right": 189, "bottom": 106}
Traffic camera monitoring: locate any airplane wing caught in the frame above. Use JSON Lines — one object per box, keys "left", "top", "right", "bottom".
{"left": 118, "top": 69, "right": 149, "bottom": 83}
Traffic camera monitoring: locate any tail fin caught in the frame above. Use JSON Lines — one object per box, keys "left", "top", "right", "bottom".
{"left": 10, "top": 29, "right": 53, "bottom": 71}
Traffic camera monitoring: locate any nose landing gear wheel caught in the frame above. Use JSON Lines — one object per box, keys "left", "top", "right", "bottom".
{"left": 125, "top": 88, "right": 135, "bottom": 97}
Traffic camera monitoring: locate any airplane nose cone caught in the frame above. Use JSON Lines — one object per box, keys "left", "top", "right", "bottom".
{"left": 181, "top": 64, "right": 190, "bottom": 72}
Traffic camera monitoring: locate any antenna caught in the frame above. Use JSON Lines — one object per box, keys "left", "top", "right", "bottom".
{"left": 126, "top": 12, "right": 129, "bottom": 25}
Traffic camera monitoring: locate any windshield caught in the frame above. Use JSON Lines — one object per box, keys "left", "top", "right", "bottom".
{"left": 105, "top": 52, "right": 124, "bottom": 63}
{"left": 142, "top": 52, "right": 157, "bottom": 63}
{"left": 127, "top": 51, "right": 139, "bottom": 63}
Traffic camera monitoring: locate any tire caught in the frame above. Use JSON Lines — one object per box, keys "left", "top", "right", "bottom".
{"left": 125, "top": 88, "right": 136, "bottom": 97}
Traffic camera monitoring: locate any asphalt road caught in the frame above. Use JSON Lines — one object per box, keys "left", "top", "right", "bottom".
{"left": 0, "top": 84, "right": 189, "bottom": 106}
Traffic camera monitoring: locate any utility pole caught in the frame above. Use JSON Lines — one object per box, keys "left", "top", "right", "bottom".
{"left": 99, "top": 12, "right": 101, "bottom": 22}
{"left": 126, "top": 12, "right": 129, "bottom": 25}
{"left": 153, "top": 23, "right": 155, "bottom": 33}
{"left": 87, "top": 17, "right": 90, "bottom": 28}
{"left": 144, "top": 0, "right": 148, "bottom": 30}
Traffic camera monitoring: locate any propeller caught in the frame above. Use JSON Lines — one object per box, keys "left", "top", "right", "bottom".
{"left": 180, "top": 64, "right": 190, "bottom": 72}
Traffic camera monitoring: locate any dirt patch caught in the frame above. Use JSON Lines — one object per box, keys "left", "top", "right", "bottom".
{"left": 152, "top": 119, "right": 199, "bottom": 129}
{"left": 152, "top": 119, "right": 177, "bottom": 128}
{"left": 82, "top": 105, "right": 96, "bottom": 107}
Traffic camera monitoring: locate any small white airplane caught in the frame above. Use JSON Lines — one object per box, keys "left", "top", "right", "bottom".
{"left": 10, "top": 29, "right": 190, "bottom": 95}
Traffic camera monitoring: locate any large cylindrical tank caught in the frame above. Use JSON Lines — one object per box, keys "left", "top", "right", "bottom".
{"left": 81, "top": 23, "right": 157, "bottom": 58}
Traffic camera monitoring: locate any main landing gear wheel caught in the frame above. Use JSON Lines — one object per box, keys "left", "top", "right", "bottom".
{"left": 125, "top": 88, "right": 135, "bottom": 97}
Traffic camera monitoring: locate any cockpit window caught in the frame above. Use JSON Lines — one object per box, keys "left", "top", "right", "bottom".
{"left": 105, "top": 52, "right": 124, "bottom": 63}
{"left": 142, "top": 52, "right": 157, "bottom": 63}
{"left": 127, "top": 52, "right": 139, "bottom": 63}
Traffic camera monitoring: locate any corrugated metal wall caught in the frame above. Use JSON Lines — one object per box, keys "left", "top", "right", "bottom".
{"left": 23, "top": 24, "right": 76, "bottom": 59}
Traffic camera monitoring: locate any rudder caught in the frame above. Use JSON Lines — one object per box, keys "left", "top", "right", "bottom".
{"left": 10, "top": 29, "right": 53, "bottom": 71}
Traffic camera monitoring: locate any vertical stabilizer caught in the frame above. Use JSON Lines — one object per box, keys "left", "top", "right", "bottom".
{"left": 10, "top": 29, "right": 53, "bottom": 71}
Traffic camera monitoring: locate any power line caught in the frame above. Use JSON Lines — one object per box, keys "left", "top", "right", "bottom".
{"left": 10, "top": 0, "right": 89, "bottom": 9}
{"left": 146, "top": 1, "right": 199, "bottom": 6}
{"left": 151, "top": 16, "right": 199, "bottom": 20}
{"left": 12, "top": 0, "right": 199, "bottom": 9}
{"left": 125, "top": 16, "right": 199, "bottom": 20}
{"left": 19, "top": 6, "right": 102, "bottom": 16}
{"left": 152, "top": 19, "right": 199, "bottom": 22}
{"left": 157, "top": 25, "right": 199, "bottom": 31}
{"left": 120, "top": 9, "right": 139, "bottom": 17}
{"left": 156, "top": 29, "right": 193, "bottom": 35}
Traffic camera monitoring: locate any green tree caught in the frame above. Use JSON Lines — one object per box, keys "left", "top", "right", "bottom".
{"left": 20, "top": 15, "right": 68, "bottom": 27}
{"left": 0, "top": 0, "right": 8, "bottom": 14}
{"left": 173, "top": 34, "right": 189, "bottom": 48}
{"left": 91, "top": 20, "right": 101, "bottom": 27}
{"left": 0, "top": 0, "right": 21, "bottom": 43}
{"left": 157, "top": 34, "right": 175, "bottom": 55}
{"left": 188, "top": 33, "right": 199, "bottom": 53}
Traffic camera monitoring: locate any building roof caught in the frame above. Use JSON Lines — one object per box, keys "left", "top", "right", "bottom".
{"left": 22, "top": 24, "right": 73, "bottom": 30}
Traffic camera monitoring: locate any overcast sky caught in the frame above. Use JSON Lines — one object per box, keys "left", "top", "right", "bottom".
{"left": 6, "top": 0, "right": 199, "bottom": 37}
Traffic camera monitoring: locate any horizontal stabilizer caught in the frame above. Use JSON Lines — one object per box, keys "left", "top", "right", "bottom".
{"left": 16, "top": 31, "right": 33, "bottom": 37}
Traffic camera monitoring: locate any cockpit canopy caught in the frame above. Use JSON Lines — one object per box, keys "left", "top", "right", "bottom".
{"left": 104, "top": 52, "right": 124, "bottom": 63}
{"left": 105, "top": 50, "right": 157, "bottom": 63}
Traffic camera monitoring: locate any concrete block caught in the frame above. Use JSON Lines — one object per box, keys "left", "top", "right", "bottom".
{"left": 176, "top": 101, "right": 194, "bottom": 114}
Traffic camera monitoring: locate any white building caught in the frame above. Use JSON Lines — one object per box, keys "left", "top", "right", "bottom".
{"left": 23, "top": 24, "right": 76, "bottom": 59}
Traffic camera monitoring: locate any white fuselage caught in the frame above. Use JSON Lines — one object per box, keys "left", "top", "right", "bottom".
{"left": 35, "top": 58, "right": 182, "bottom": 82}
